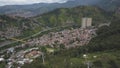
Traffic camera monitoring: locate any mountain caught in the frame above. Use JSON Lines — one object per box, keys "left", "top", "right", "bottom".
{"left": 34, "top": 6, "right": 110, "bottom": 27}
{"left": 0, "top": 6, "right": 110, "bottom": 39}
{"left": 21, "top": 15, "right": 120, "bottom": 68}
{"left": 21, "top": 6, "right": 120, "bottom": 68}
{"left": 0, "top": 0, "right": 100, "bottom": 17}
{"left": 0, "top": 3, "right": 53, "bottom": 17}
{"left": 96, "top": 0, "right": 120, "bottom": 11}
{"left": 0, "top": 15, "right": 44, "bottom": 39}
{"left": 0, "top": 3, "right": 120, "bottom": 68}
{"left": 0, "top": 6, "right": 111, "bottom": 54}
{"left": 0, "top": 0, "right": 119, "bottom": 17}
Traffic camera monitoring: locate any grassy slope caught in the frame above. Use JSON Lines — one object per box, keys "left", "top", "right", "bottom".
{"left": 35, "top": 6, "right": 110, "bottom": 27}
{"left": 21, "top": 50, "right": 120, "bottom": 68}
{"left": 1, "top": 6, "right": 120, "bottom": 68}
{"left": 22, "top": 15, "right": 120, "bottom": 68}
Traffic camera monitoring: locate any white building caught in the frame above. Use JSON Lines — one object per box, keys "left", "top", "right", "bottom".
{"left": 0, "top": 58, "right": 5, "bottom": 61}
{"left": 81, "top": 18, "right": 92, "bottom": 28}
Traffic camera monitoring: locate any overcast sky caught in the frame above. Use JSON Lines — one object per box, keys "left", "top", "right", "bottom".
{"left": 0, "top": 0, "right": 68, "bottom": 6}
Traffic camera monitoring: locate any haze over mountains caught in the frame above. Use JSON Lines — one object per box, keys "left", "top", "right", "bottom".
{"left": 0, "top": 0, "right": 119, "bottom": 17}
{"left": 0, "top": 0, "right": 120, "bottom": 68}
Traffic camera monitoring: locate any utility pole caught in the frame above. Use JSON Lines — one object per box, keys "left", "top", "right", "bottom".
{"left": 86, "top": 61, "right": 90, "bottom": 68}
{"left": 83, "top": 54, "right": 90, "bottom": 68}
{"left": 41, "top": 53, "right": 45, "bottom": 64}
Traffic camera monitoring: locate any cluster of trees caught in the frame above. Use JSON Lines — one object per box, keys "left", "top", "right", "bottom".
{"left": 85, "top": 16, "right": 120, "bottom": 52}
{"left": 0, "top": 62, "right": 6, "bottom": 68}
{"left": 0, "top": 6, "right": 112, "bottom": 38}
{"left": 1, "top": 6, "right": 120, "bottom": 68}
{"left": 21, "top": 10, "right": 120, "bottom": 68}
{"left": 97, "top": 0, "right": 120, "bottom": 11}
{"left": 0, "top": 15, "right": 44, "bottom": 39}
{"left": 21, "top": 16, "right": 120, "bottom": 68}
{"left": 36, "top": 6, "right": 110, "bottom": 27}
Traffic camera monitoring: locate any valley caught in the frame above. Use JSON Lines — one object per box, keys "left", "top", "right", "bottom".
{"left": 0, "top": 0, "right": 119, "bottom": 17}
{"left": 0, "top": 0, "right": 120, "bottom": 68}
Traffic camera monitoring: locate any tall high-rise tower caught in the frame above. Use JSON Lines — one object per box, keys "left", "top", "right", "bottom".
{"left": 81, "top": 18, "right": 92, "bottom": 28}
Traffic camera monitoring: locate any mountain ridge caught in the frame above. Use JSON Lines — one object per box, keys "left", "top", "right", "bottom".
{"left": 0, "top": 0, "right": 119, "bottom": 17}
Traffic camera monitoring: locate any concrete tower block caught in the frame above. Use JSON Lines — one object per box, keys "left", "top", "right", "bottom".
{"left": 86, "top": 18, "right": 92, "bottom": 27}
{"left": 81, "top": 18, "right": 87, "bottom": 28}
{"left": 81, "top": 18, "right": 92, "bottom": 28}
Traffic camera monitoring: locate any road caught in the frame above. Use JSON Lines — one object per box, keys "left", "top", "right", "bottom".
{"left": 0, "top": 25, "right": 68, "bottom": 53}
{"left": 0, "top": 41, "right": 14, "bottom": 48}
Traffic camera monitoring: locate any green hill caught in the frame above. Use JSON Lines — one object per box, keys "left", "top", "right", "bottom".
{"left": 35, "top": 6, "right": 110, "bottom": 27}
{"left": 21, "top": 7, "right": 120, "bottom": 68}
{"left": 21, "top": 16, "right": 120, "bottom": 68}
{"left": 0, "top": 0, "right": 119, "bottom": 17}
{"left": 0, "top": 5, "right": 120, "bottom": 68}
{"left": 97, "top": 0, "right": 120, "bottom": 11}
{"left": 0, "top": 6, "right": 113, "bottom": 42}
{"left": 0, "top": 6, "right": 112, "bottom": 37}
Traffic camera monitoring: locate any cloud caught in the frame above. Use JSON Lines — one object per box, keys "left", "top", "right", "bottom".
{"left": 0, "top": 0, "right": 68, "bottom": 6}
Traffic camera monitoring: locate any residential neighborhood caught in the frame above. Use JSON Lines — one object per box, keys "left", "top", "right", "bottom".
{"left": 27, "top": 28, "right": 96, "bottom": 48}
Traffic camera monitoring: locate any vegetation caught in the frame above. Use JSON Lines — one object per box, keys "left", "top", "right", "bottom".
{"left": 0, "top": 6, "right": 112, "bottom": 39}
{"left": 0, "top": 62, "right": 6, "bottom": 68}
{"left": 97, "top": 0, "right": 120, "bottom": 11}
{"left": 36, "top": 6, "right": 110, "bottom": 27}
{"left": 22, "top": 49, "right": 120, "bottom": 68}
{"left": 22, "top": 15, "right": 120, "bottom": 68}
{"left": 0, "top": 5, "right": 120, "bottom": 68}
{"left": 0, "top": 15, "right": 43, "bottom": 39}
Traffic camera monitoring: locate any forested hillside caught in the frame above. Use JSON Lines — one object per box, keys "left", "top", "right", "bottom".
{"left": 22, "top": 16, "right": 120, "bottom": 68}
{"left": 97, "top": 0, "right": 120, "bottom": 11}
{"left": 35, "top": 6, "right": 110, "bottom": 27}
{"left": 0, "top": 5, "right": 120, "bottom": 68}
{"left": 0, "top": 0, "right": 119, "bottom": 17}
{"left": 0, "top": 6, "right": 112, "bottom": 41}
{"left": 0, "top": 15, "right": 43, "bottom": 39}
{"left": 22, "top": 7, "right": 120, "bottom": 68}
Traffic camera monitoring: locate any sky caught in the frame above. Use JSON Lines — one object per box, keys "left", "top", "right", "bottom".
{"left": 0, "top": 0, "right": 69, "bottom": 6}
